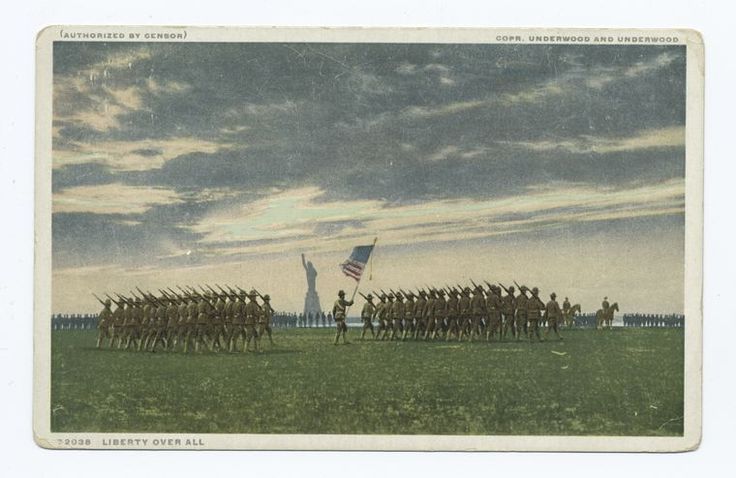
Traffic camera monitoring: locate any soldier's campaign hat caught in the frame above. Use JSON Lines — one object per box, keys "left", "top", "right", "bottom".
{"left": 464, "top": 287, "right": 471, "bottom": 293}
{"left": 104, "top": 298, "right": 111, "bottom": 306}
{"left": 550, "top": 292, "right": 557, "bottom": 299}
{"left": 338, "top": 290, "right": 346, "bottom": 297}
{"left": 438, "top": 289, "right": 445, "bottom": 296}
{"left": 248, "top": 289, "right": 258, "bottom": 297}
{"left": 366, "top": 293, "right": 373, "bottom": 300}
{"left": 387, "top": 293, "right": 394, "bottom": 299}
{"left": 263, "top": 294, "right": 270, "bottom": 301}
{"left": 395, "top": 292, "right": 403, "bottom": 299}
{"left": 508, "top": 285, "right": 515, "bottom": 292}
{"left": 532, "top": 287, "right": 539, "bottom": 294}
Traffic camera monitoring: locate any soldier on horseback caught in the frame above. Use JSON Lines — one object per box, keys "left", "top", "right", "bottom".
{"left": 596, "top": 297, "right": 618, "bottom": 329}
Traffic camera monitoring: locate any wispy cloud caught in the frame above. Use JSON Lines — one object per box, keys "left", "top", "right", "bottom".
{"left": 53, "top": 183, "right": 183, "bottom": 214}
{"left": 53, "top": 47, "right": 156, "bottom": 132}
{"left": 403, "top": 99, "right": 487, "bottom": 118}
{"left": 403, "top": 50, "right": 683, "bottom": 117}
{"left": 54, "top": 76, "right": 194, "bottom": 133}
{"left": 53, "top": 137, "right": 228, "bottom": 172}
{"left": 500, "top": 126, "right": 685, "bottom": 154}
{"left": 624, "top": 51, "right": 679, "bottom": 78}
{"left": 187, "top": 179, "right": 684, "bottom": 258}
{"left": 585, "top": 51, "right": 680, "bottom": 89}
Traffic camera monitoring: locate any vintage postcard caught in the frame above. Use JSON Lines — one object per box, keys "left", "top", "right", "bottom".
{"left": 34, "top": 26, "right": 703, "bottom": 451}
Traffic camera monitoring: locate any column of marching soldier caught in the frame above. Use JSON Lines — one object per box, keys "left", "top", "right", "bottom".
{"left": 336, "top": 281, "right": 589, "bottom": 344}
{"left": 93, "top": 285, "right": 275, "bottom": 353}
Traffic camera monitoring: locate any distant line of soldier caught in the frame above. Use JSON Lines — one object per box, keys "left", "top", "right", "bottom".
{"left": 52, "top": 310, "right": 685, "bottom": 333}
{"left": 50, "top": 314, "right": 97, "bottom": 330}
{"left": 51, "top": 311, "right": 304, "bottom": 330}
{"left": 93, "top": 284, "right": 275, "bottom": 353}
{"left": 298, "top": 311, "right": 334, "bottom": 328}
{"left": 332, "top": 281, "right": 594, "bottom": 344}
{"left": 622, "top": 313, "right": 684, "bottom": 328}
{"left": 51, "top": 311, "right": 339, "bottom": 331}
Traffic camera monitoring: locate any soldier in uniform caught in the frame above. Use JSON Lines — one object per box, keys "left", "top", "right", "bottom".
{"left": 527, "top": 287, "right": 545, "bottom": 342}
{"left": 562, "top": 296, "right": 571, "bottom": 328}
{"left": 431, "top": 289, "right": 447, "bottom": 340}
{"left": 468, "top": 285, "right": 485, "bottom": 341}
{"left": 485, "top": 286, "right": 503, "bottom": 341}
{"left": 172, "top": 295, "right": 189, "bottom": 350}
{"left": 96, "top": 299, "right": 113, "bottom": 349}
{"left": 599, "top": 296, "right": 610, "bottom": 329}
{"left": 165, "top": 295, "right": 180, "bottom": 351}
{"left": 108, "top": 300, "right": 125, "bottom": 348}
{"left": 401, "top": 291, "right": 416, "bottom": 341}
{"left": 544, "top": 292, "right": 563, "bottom": 340}
{"left": 360, "top": 294, "right": 376, "bottom": 340}
{"left": 412, "top": 290, "right": 427, "bottom": 340}
{"left": 418, "top": 290, "right": 430, "bottom": 340}
{"left": 244, "top": 290, "right": 261, "bottom": 352}
{"left": 501, "top": 285, "right": 516, "bottom": 341}
{"left": 139, "top": 296, "right": 154, "bottom": 351}
{"left": 389, "top": 292, "right": 405, "bottom": 341}
{"left": 515, "top": 286, "right": 529, "bottom": 340}
{"left": 374, "top": 293, "right": 389, "bottom": 340}
{"left": 193, "top": 293, "right": 212, "bottom": 352}
{"left": 228, "top": 291, "right": 247, "bottom": 352}
{"left": 182, "top": 294, "right": 199, "bottom": 353}
{"left": 150, "top": 296, "right": 169, "bottom": 352}
{"left": 445, "top": 288, "right": 460, "bottom": 341}
{"left": 383, "top": 293, "right": 395, "bottom": 339}
{"left": 259, "top": 294, "right": 275, "bottom": 346}
{"left": 210, "top": 292, "right": 227, "bottom": 351}
{"left": 118, "top": 300, "right": 134, "bottom": 349}
{"left": 458, "top": 287, "right": 472, "bottom": 341}
{"left": 124, "top": 298, "right": 143, "bottom": 350}
{"left": 420, "top": 290, "right": 434, "bottom": 340}
{"left": 221, "top": 293, "right": 235, "bottom": 350}
{"left": 332, "top": 290, "right": 354, "bottom": 345}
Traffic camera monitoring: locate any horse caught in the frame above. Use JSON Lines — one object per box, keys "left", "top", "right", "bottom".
{"left": 563, "top": 303, "right": 581, "bottom": 328}
{"left": 595, "top": 302, "right": 619, "bottom": 329}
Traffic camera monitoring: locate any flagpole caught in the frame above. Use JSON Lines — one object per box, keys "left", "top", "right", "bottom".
{"left": 346, "top": 237, "right": 377, "bottom": 315}
{"left": 349, "top": 236, "right": 377, "bottom": 302}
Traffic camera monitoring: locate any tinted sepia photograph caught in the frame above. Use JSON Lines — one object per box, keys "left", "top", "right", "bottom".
{"left": 33, "top": 27, "right": 703, "bottom": 451}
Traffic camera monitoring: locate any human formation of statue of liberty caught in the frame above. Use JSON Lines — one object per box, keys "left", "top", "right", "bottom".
{"left": 301, "top": 253, "right": 323, "bottom": 321}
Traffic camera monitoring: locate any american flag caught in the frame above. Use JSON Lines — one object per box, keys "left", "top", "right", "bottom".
{"left": 340, "top": 244, "right": 375, "bottom": 281}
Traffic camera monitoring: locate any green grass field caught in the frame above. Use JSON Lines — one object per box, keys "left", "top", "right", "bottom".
{"left": 50, "top": 327, "right": 684, "bottom": 436}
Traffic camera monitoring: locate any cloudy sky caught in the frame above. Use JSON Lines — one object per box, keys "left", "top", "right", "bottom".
{"left": 51, "top": 42, "right": 686, "bottom": 314}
